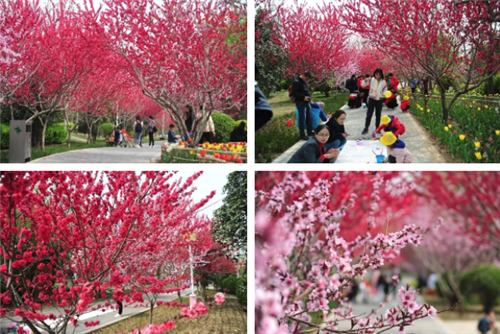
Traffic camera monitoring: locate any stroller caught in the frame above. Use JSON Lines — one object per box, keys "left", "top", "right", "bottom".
{"left": 120, "top": 130, "right": 134, "bottom": 147}
{"left": 348, "top": 92, "right": 362, "bottom": 108}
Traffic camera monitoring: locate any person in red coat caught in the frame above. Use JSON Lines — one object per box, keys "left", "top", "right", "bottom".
{"left": 376, "top": 114, "right": 406, "bottom": 137}
{"left": 400, "top": 96, "right": 410, "bottom": 112}
{"left": 385, "top": 73, "right": 399, "bottom": 109}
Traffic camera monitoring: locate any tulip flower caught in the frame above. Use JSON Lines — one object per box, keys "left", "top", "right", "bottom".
{"left": 478, "top": 107, "right": 481, "bottom": 111}
{"left": 200, "top": 151, "right": 206, "bottom": 158}
{"left": 496, "top": 130, "right": 500, "bottom": 135}
{"left": 286, "top": 120, "right": 293, "bottom": 127}
{"left": 474, "top": 142, "right": 481, "bottom": 148}
{"left": 448, "top": 124, "right": 452, "bottom": 128}
{"left": 459, "top": 135, "right": 465, "bottom": 140}
{"left": 475, "top": 152, "right": 482, "bottom": 160}
{"left": 444, "top": 126, "right": 449, "bottom": 131}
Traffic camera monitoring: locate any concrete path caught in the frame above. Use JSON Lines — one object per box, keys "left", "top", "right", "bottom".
{"left": 29, "top": 141, "right": 166, "bottom": 164}
{"left": 273, "top": 102, "right": 446, "bottom": 163}
{"left": 0, "top": 290, "right": 192, "bottom": 334}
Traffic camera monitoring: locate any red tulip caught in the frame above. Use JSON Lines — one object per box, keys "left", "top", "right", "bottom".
{"left": 236, "top": 158, "right": 243, "bottom": 163}
{"left": 188, "top": 138, "right": 192, "bottom": 143}
{"left": 286, "top": 120, "right": 293, "bottom": 127}
{"left": 200, "top": 151, "right": 206, "bottom": 157}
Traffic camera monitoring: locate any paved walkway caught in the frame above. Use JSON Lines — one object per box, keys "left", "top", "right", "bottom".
{"left": 29, "top": 141, "right": 166, "bottom": 163}
{"left": 273, "top": 102, "right": 446, "bottom": 163}
{"left": 0, "top": 290, "right": 192, "bottom": 334}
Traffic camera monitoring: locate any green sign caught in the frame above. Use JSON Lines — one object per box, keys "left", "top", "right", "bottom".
{"left": 15, "top": 127, "right": 21, "bottom": 134}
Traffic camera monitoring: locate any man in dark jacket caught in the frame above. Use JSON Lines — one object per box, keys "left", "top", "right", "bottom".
{"left": 346, "top": 74, "right": 357, "bottom": 94}
{"left": 292, "top": 71, "right": 313, "bottom": 141}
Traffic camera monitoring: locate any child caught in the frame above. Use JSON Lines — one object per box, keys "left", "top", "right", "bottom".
{"left": 400, "top": 95, "right": 410, "bottom": 112}
{"left": 379, "top": 131, "right": 412, "bottom": 163}
{"left": 376, "top": 115, "right": 406, "bottom": 137}
{"left": 168, "top": 124, "right": 177, "bottom": 143}
{"left": 478, "top": 308, "right": 496, "bottom": 334}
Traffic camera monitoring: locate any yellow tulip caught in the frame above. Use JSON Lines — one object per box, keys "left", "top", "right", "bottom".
{"left": 478, "top": 107, "right": 481, "bottom": 111}
{"left": 444, "top": 127, "right": 449, "bottom": 131}
{"left": 189, "top": 150, "right": 194, "bottom": 155}
{"left": 473, "top": 101, "right": 476, "bottom": 104}
{"left": 448, "top": 124, "right": 452, "bottom": 128}
{"left": 459, "top": 135, "right": 465, "bottom": 140}
{"left": 496, "top": 130, "right": 500, "bottom": 135}
{"left": 474, "top": 142, "right": 481, "bottom": 148}
{"left": 485, "top": 105, "right": 489, "bottom": 109}
{"left": 427, "top": 109, "right": 430, "bottom": 113}
{"left": 475, "top": 152, "right": 482, "bottom": 160}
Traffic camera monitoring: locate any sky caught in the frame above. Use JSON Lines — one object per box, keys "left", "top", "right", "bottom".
{"left": 172, "top": 171, "right": 231, "bottom": 218}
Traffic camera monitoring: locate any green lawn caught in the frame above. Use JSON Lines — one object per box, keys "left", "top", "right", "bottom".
{"left": 256, "top": 90, "right": 349, "bottom": 163}
{"left": 0, "top": 133, "right": 108, "bottom": 163}
{"left": 94, "top": 290, "right": 246, "bottom": 334}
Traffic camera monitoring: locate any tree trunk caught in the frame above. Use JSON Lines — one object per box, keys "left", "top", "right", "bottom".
{"left": 40, "top": 118, "right": 49, "bottom": 152}
{"left": 487, "top": 74, "right": 494, "bottom": 95}
{"left": 149, "top": 301, "right": 155, "bottom": 324}
{"left": 87, "top": 124, "right": 93, "bottom": 145}
{"left": 177, "top": 290, "right": 182, "bottom": 303}
{"left": 67, "top": 128, "right": 72, "bottom": 148}
{"left": 439, "top": 89, "right": 449, "bottom": 122}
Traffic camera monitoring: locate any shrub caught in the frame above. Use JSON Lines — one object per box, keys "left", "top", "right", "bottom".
{"left": 221, "top": 275, "right": 238, "bottom": 295}
{"left": 1, "top": 123, "right": 9, "bottom": 149}
{"left": 236, "top": 275, "right": 247, "bottom": 306}
{"left": 54, "top": 122, "right": 75, "bottom": 129}
{"left": 460, "top": 264, "right": 500, "bottom": 310}
{"left": 45, "top": 125, "right": 68, "bottom": 144}
{"left": 99, "top": 123, "right": 114, "bottom": 139}
{"left": 212, "top": 113, "right": 235, "bottom": 143}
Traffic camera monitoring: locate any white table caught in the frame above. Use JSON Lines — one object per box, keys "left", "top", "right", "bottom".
{"left": 335, "top": 140, "right": 387, "bottom": 164}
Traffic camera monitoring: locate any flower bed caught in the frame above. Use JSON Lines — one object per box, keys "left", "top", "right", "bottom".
{"left": 411, "top": 97, "right": 500, "bottom": 163}
{"left": 162, "top": 141, "right": 247, "bottom": 163}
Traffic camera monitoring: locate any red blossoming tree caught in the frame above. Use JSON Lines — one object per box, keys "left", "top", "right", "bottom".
{"left": 0, "top": 171, "right": 218, "bottom": 334}
{"left": 341, "top": 0, "right": 500, "bottom": 121}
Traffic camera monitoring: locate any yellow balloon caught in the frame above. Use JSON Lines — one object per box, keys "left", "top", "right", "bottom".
{"left": 384, "top": 91, "right": 392, "bottom": 98}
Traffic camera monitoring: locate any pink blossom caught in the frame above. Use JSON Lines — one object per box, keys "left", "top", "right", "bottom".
{"left": 214, "top": 292, "right": 225, "bottom": 305}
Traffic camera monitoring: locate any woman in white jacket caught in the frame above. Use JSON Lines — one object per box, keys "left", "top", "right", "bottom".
{"left": 196, "top": 106, "right": 216, "bottom": 143}
{"left": 362, "top": 68, "right": 387, "bottom": 135}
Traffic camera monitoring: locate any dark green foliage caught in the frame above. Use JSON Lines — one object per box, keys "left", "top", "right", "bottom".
{"left": 213, "top": 172, "right": 247, "bottom": 260}
{"left": 1, "top": 123, "right": 9, "bottom": 149}
{"left": 212, "top": 113, "right": 236, "bottom": 143}
{"left": 235, "top": 120, "right": 247, "bottom": 131}
{"left": 460, "top": 264, "right": 500, "bottom": 310}
{"left": 221, "top": 275, "right": 238, "bottom": 295}
{"left": 236, "top": 275, "right": 247, "bottom": 306}
{"left": 45, "top": 126, "right": 68, "bottom": 144}
{"left": 255, "top": 9, "right": 287, "bottom": 97}
{"left": 477, "top": 75, "right": 500, "bottom": 96}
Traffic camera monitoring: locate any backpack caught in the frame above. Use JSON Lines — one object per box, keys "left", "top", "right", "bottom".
{"left": 152, "top": 125, "right": 158, "bottom": 133}
{"left": 135, "top": 121, "right": 143, "bottom": 133}
{"left": 288, "top": 85, "right": 295, "bottom": 103}
{"left": 478, "top": 317, "right": 490, "bottom": 333}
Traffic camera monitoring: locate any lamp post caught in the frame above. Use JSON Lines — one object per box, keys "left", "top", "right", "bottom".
{"left": 186, "top": 232, "right": 197, "bottom": 309}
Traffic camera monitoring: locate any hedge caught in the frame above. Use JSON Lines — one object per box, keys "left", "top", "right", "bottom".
{"left": 45, "top": 126, "right": 68, "bottom": 144}
{"left": 460, "top": 263, "right": 500, "bottom": 310}
{"left": 212, "top": 113, "right": 236, "bottom": 143}
{"left": 235, "top": 120, "right": 247, "bottom": 131}
{"left": 1, "top": 123, "right": 9, "bottom": 149}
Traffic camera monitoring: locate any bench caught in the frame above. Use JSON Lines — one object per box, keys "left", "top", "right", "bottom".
{"left": 105, "top": 140, "right": 115, "bottom": 146}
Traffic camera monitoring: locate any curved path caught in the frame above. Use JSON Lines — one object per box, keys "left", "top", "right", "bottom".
{"left": 30, "top": 141, "right": 166, "bottom": 163}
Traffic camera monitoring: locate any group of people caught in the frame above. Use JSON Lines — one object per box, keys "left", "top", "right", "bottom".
{"left": 132, "top": 116, "right": 157, "bottom": 148}
{"left": 287, "top": 70, "right": 412, "bottom": 163}
{"left": 167, "top": 104, "right": 246, "bottom": 145}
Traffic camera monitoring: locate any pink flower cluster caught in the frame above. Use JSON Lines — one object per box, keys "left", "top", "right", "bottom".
{"left": 255, "top": 172, "right": 436, "bottom": 334}
{"left": 126, "top": 321, "right": 175, "bottom": 334}
{"left": 214, "top": 292, "right": 225, "bottom": 305}
{"left": 181, "top": 302, "right": 209, "bottom": 318}
{"left": 84, "top": 320, "right": 100, "bottom": 327}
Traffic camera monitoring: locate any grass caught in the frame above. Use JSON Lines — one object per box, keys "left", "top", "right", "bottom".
{"left": 93, "top": 290, "right": 246, "bottom": 334}
{"left": 255, "top": 90, "right": 349, "bottom": 163}
{"left": 0, "top": 133, "right": 108, "bottom": 163}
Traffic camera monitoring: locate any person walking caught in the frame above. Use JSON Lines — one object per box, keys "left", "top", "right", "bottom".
{"left": 291, "top": 71, "right": 313, "bottom": 141}
{"left": 346, "top": 74, "right": 357, "bottom": 94}
{"left": 410, "top": 78, "right": 418, "bottom": 94}
{"left": 422, "top": 76, "right": 430, "bottom": 96}
{"left": 362, "top": 68, "right": 387, "bottom": 135}
{"left": 148, "top": 116, "right": 156, "bottom": 148}
{"left": 114, "top": 127, "right": 121, "bottom": 147}
{"left": 133, "top": 116, "right": 143, "bottom": 148}
{"left": 196, "top": 107, "right": 216, "bottom": 143}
